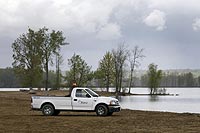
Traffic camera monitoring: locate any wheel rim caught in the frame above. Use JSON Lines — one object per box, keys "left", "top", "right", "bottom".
{"left": 43, "top": 106, "right": 52, "bottom": 115}
{"left": 98, "top": 106, "right": 105, "bottom": 115}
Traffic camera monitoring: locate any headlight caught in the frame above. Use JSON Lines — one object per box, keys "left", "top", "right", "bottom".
{"left": 110, "top": 100, "right": 119, "bottom": 105}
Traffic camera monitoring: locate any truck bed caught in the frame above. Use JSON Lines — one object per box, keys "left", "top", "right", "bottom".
{"left": 32, "top": 96, "right": 72, "bottom": 110}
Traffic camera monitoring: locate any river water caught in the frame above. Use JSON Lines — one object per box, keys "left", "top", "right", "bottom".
{"left": 0, "top": 87, "right": 200, "bottom": 113}
{"left": 119, "top": 88, "right": 200, "bottom": 113}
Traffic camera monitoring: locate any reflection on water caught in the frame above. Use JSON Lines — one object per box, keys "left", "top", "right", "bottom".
{"left": 149, "top": 95, "right": 159, "bottom": 102}
{"left": 118, "top": 88, "right": 200, "bottom": 113}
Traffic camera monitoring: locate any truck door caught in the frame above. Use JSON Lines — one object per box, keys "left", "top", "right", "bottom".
{"left": 72, "top": 89, "right": 93, "bottom": 110}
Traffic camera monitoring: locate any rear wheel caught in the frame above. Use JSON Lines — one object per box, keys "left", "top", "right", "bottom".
{"left": 42, "top": 104, "right": 55, "bottom": 116}
{"left": 96, "top": 105, "right": 108, "bottom": 116}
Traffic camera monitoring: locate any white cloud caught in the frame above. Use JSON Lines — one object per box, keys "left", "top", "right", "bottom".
{"left": 0, "top": 0, "right": 126, "bottom": 40}
{"left": 192, "top": 18, "right": 200, "bottom": 31}
{"left": 148, "top": 0, "right": 200, "bottom": 13}
{"left": 96, "top": 23, "right": 121, "bottom": 40}
{"left": 0, "top": 0, "right": 164, "bottom": 41}
{"left": 143, "top": 10, "right": 166, "bottom": 31}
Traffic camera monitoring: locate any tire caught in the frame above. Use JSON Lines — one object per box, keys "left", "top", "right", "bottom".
{"left": 42, "top": 104, "right": 55, "bottom": 116}
{"left": 96, "top": 105, "right": 108, "bottom": 116}
{"left": 107, "top": 112, "right": 113, "bottom": 116}
{"left": 53, "top": 110, "right": 60, "bottom": 116}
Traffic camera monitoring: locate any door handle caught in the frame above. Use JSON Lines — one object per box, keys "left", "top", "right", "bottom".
{"left": 74, "top": 99, "right": 77, "bottom": 101}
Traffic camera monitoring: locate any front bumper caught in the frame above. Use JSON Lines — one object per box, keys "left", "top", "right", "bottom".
{"left": 108, "top": 105, "right": 121, "bottom": 112}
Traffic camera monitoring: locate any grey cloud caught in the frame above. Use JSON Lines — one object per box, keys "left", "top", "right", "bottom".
{"left": 1, "top": 0, "right": 200, "bottom": 70}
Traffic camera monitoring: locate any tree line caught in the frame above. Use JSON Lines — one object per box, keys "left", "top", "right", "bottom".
{"left": 10, "top": 27, "right": 146, "bottom": 95}
{"left": 1, "top": 66, "right": 200, "bottom": 89}
{"left": 1, "top": 27, "right": 199, "bottom": 95}
{"left": 141, "top": 71, "right": 200, "bottom": 87}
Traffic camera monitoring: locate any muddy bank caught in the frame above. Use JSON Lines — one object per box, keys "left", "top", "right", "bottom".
{"left": 0, "top": 91, "right": 200, "bottom": 133}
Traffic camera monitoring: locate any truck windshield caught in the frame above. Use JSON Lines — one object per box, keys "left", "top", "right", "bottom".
{"left": 85, "top": 89, "right": 99, "bottom": 97}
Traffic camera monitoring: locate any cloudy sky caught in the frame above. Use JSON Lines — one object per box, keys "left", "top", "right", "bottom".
{"left": 1, "top": 0, "right": 200, "bottom": 70}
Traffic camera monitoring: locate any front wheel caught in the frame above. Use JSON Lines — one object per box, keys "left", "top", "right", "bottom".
{"left": 96, "top": 105, "right": 108, "bottom": 116}
{"left": 42, "top": 104, "right": 55, "bottom": 116}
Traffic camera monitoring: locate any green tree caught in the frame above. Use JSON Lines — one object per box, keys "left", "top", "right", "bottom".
{"left": 93, "top": 69, "right": 105, "bottom": 88}
{"left": 0, "top": 68, "right": 21, "bottom": 88}
{"left": 98, "top": 52, "right": 115, "bottom": 92}
{"left": 47, "top": 70, "right": 57, "bottom": 89}
{"left": 147, "top": 63, "right": 162, "bottom": 94}
{"left": 12, "top": 28, "right": 43, "bottom": 89}
{"left": 12, "top": 27, "right": 66, "bottom": 90}
{"left": 184, "top": 72, "right": 194, "bottom": 87}
{"left": 39, "top": 28, "right": 65, "bottom": 91}
{"left": 66, "top": 54, "right": 92, "bottom": 87}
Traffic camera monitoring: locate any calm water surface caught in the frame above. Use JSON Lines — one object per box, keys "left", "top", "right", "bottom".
{"left": 1, "top": 87, "right": 200, "bottom": 113}
{"left": 119, "top": 88, "right": 200, "bottom": 113}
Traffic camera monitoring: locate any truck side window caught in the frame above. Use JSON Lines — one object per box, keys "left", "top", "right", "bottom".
{"left": 76, "top": 89, "right": 88, "bottom": 98}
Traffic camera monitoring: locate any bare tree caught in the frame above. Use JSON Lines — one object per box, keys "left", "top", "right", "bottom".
{"left": 112, "top": 44, "right": 129, "bottom": 96}
{"left": 128, "top": 46, "right": 145, "bottom": 94}
{"left": 55, "top": 53, "right": 64, "bottom": 90}
{"left": 55, "top": 43, "right": 69, "bottom": 90}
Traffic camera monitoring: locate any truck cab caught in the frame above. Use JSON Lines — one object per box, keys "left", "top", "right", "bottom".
{"left": 31, "top": 87, "right": 121, "bottom": 116}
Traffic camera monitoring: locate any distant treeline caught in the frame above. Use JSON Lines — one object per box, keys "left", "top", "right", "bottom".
{"left": 1, "top": 67, "right": 200, "bottom": 88}
{"left": 140, "top": 72, "right": 200, "bottom": 87}
{"left": 0, "top": 68, "right": 57, "bottom": 88}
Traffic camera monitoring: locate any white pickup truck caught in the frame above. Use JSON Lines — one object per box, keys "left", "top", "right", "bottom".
{"left": 31, "top": 87, "right": 121, "bottom": 116}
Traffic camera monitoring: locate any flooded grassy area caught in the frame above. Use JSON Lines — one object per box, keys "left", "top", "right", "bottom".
{"left": 0, "top": 91, "right": 200, "bottom": 132}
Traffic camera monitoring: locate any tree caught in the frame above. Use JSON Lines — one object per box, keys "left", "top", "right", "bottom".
{"left": 55, "top": 53, "right": 64, "bottom": 90}
{"left": 55, "top": 42, "right": 69, "bottom": 90}
{"left": 12, "top": 28, "right": 43, "bottom": 89}
{"left": 128, "top": 46, "right": 145, "bottom": 94}
{"left": 98, "top": 52, "right": 115, "bottom": 92}
{"left": 147, "top": 63, "right": 162, "bottom": 94}
{"left": 112, "top": 44, "right": 129, "bottom": 95}
{"left": 159, "top": 72, "right": 196, "bottom": 87}
{"left": 141, "top": 74, "right": 148, "bottom": 87}
{"left": 197, "top": 76, "right": 200, "bottom": 87}
{"left": 66, "top": 54, "right": 92, "bottom": 87}
{"left": 184, "top": 72, "right": 194, "bottom": 87}
{"left": 0, "top": 68, "right": 21, "bottom": 88}
{"left": 12, "top": 27, "right": 66, "bottom": 90}
{"left": 46, "top": 70, "right": 57, "bottom": 88}
{"left": 39, "top": 28, "right": 65, "bottom": 91}
{"left": 93, "top": 69, "right": 105, "bottom": 88}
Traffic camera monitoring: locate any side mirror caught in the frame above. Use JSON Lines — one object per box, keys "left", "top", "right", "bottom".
{"left": 86, "top": 93, "right": 91, "bottom": 98}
